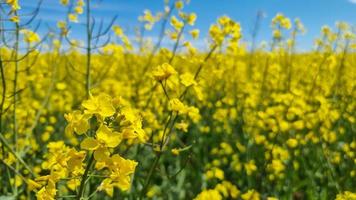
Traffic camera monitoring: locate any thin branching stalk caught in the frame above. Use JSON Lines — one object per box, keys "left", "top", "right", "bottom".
{"left": 85, "top": 0, "right": 92, "bottom": 98}
{"left": 12, "top": 16, "right": 20, "bottom": 195}
{"left": 77, "top": 153, "right": 95, "bottom": 200}
{"left": 169, "top": 23, "right": 186, "bottom": 63}
{"left": 247, "top": 11, "right": 263, "bottom": 80}
{"left": 140, "top": 44, "right": 218, "bottom": 197}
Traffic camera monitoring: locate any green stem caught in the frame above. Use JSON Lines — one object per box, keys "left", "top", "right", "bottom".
{"left": 12, "top": 19, "right": 20, "bottom": 196}
{"left": 77, "top": 153, "right": 95, "bottom": 200}
{"left": 140, "top": 152, "right": 161, "bottom": 198}
{"left": 0, "top": 133, "right": 35, "bottom": 177}
{"left": 85, "top": 0, "right": 92, "bottom": 98}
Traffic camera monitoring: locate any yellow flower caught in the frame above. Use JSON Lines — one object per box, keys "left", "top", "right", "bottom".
{"left": 66, "top": 178, "right": 80, "bottom": 191}
{"left": 194, "top": 189, "right": 222, "bottom": 200}
{"left": 175, "top": 1, "right": 184, "bottom": 10}
{"left": 286, "top": 138, "right": 298, "bottom": 148}
{"left": 268, "top": 159, "right": 285, "bottom": 174}
{"left": 64, "top": 111, "right": 90, "bottom": 135}
{"left": 77, "top": 0, "right": 85, "bottom": 7}
{"left": 273, "top": 30, "right": 282, "bottom": 39}
{"left": 267, "top": 198, "right": 279, "bottom": 200}
{"left": 10, "top": 15, "right": 20, "bottom": 23}
{"left": 67, "top": 149, "right": 86, "bottom": 172}
{"left": 214, "top": 168, "right": 224, "bottom": 180}
{"left": 6, "top": 0, "right": 21, "bottom": 11}
{"left": 81, "top": 125, "right": 122, "bottom": 162}
{"left": 68, "top": 13, "right": 78, "bottom": 23}
{"left": 244, "top": 160, "right": 257, "bottom": 175}
{"left": 74, "top": 6, "right": 83, "bottom": 14}
{"left": 171, "top": 16, "right": 184, "bottom": 30}
{"left": 57, "top": 20, "right": 67, "bottom": 29}
{"left": 272, "top": 13, "right": 291, "bottom": 30}
{"left": 96, "top": 125, "right": 122, "bottom": 148}
{"left": 27, "top": 179, "right": 42, "bottom": 191}
{"left": 335, "top": 191, "right": 356, "bottom": 200}
{"left": 119, "top": 108, "right": 147, "bottom": 143}
{"left": 180, "top": 72, "right": 197, "bottom": 87}
{"left": 36, "top": 179, "right": 57, "bottom": 200}
{"left": 21, "top": 29, "right": 41, "bottom": 43}
{"left": 98, "top": 179, "right": 114, "bottom": 197}
{"left": 171, "top": 148, "right": 180, "bottom": 156}
{"left": 113, "top": 25, "right": 124, "bottom": 37}
{"left": 80, "top": 137, "right": 99, "bottom": 150}
{"left": 60, "top": 0, "right": 69, "bottom": 5}
{"left": 241, "top": 190, "right": 260, "bottom": 200}
{"left": 190, "top": 29, "right": 200, "bottom": 39}
{"left": 107, "top": 154, "right": 138, "bottom": 191}
{"left": 139, "top": 9, "right": 156, "bottom": 30}
{"left": 187, "top": 13, "right": 197, "bottom": 26}
{"left": 168, "top": 98, "right": 187, "bottom": 114}
{"left": 82, "top": 94, "right": 116, "bottom": 117}
{"left": 176, "top": 121, "right": 189, "bottom": 132}
{"left": 94, "top": 147, "right": 111, "bottom": 162}
{"left": 56, "top": 82, "right": 67, "bottom": 90}
{"left": 146, "top": 186, "right": 160, "bottom": 198}
{"left": 152, "top": 63, "right": 177, "bottom": 81}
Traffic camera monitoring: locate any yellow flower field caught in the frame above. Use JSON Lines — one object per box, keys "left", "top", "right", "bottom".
{"left": 0, "top": 0, "right": 355, "bottom": 199}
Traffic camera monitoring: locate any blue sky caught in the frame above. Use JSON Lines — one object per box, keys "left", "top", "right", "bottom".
{"left": 20, "top": 0, "right": 356, "bottom": 50}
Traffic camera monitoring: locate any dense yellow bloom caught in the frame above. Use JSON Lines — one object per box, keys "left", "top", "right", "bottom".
{"left": 335, "top": 191, "right": 356, "bottom": 200}
{"left": 286, "top": 138, "right": 298, "bottom": 148}
{"left": 119, "top": 108, "right": 147, "bottom": 142}
{"left": 67, "top": 179, "right": 80, "bottom": 191}
{"left": 36, "top": 180, "right": 56, "bottom": 200}
{"left": 168, "top": 98, "right": 186, "bottom": 113}
{"left": 209, "top": 16, "right": 241, "bottom": 45}
{"left": 0, "top": 1, "right": 355, "bottom": 199}
{"left": 139, "top": 9, "right": 157, "bottom": 30}
{"left": 21, "top": 29, "right": 41, "bottom": 43}
{"left": 67, "top": 149, "right": 86, "bottom": 172}
{"left": 181, "top": 12, "right": 197, "bottom": 26}
{"left": 152, "top": 63, "right": 177, "bottom": 81}
{"left": 82, "top": 93, "right": 116, "bottom": 117}
{"left": 272, "top": 13, "right": 291, "bottom": 30}
{"left": 171, "top": 16, "right": 184, "bottom": 30}
{"left": 241, "top": 190, "right": 260, "bottom": 200}
{"left": 80, "top": 125, "right": 121, "bottom": 162}
{"left": 214, "top": 181, "right": 240, "bottom": 198}
{"left": 205, "top": 167, "right": 224, "bottom": 180}
{"left": 96, "top": 125, "right": 122, "bottom": 148}
{"left": 268, "top": 159, "right": 285, "bottom": 174}
{"left": 6, "top": 0, "right": 21, "bottom": 11}
{"left": 27, "top": 179, "right": 42, "bottom": 191}
{"left": 180, "top": 72, "right": 197, "bottom": 87}
{"left": 176, "top": 121, "right": 189, "bottom": 132}
{"left": 64, "top": 111, "right": 90, "bottom": 135}
{"left": 194, "top": 189, "right": 222, "bottom": 200}
{"left": 106, "top": 154, "right": 138, "bottom": 191}
{"left": 244, "top": 160, "right": 257, "bottom": 175}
